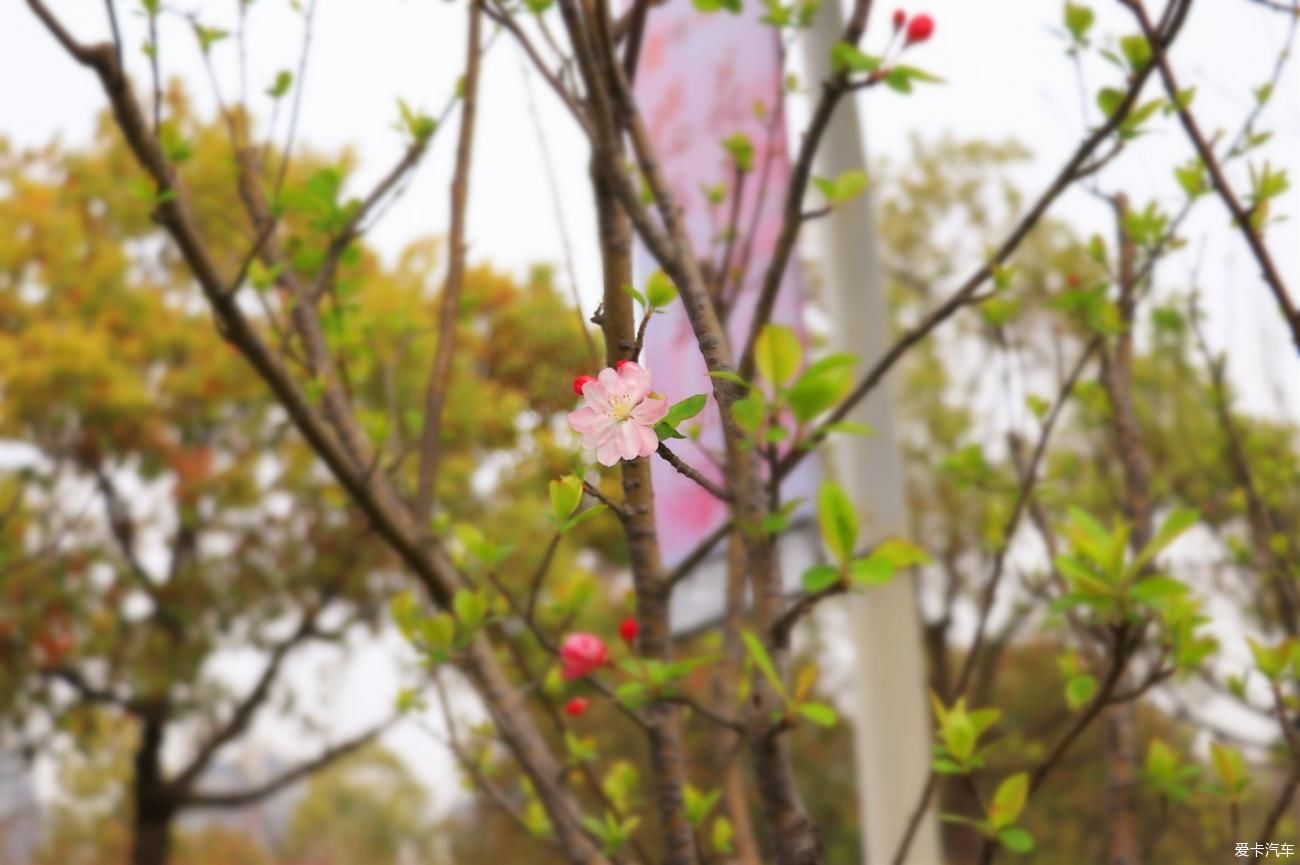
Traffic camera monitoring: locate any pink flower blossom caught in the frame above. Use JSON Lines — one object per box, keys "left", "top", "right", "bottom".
{"left": 560, "top": 633, "right": 609, "bottom": 680}
{"left": 567, "top": 361, "right": 668, "bottom": 466}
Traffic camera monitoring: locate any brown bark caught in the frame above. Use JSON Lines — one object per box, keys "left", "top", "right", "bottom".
{"left": 415, "top": 0, "right": 483, "bottom": 522}
{"left": 131, "top": 715, "right": 174, "bottom": 865}
{"left": 1096, "top": 195, "right": 1150, "bottom": 865}
{"left": 593, "top": 158, "right": 699, "bottom": 865}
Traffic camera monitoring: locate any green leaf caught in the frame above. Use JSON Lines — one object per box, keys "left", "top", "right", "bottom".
{"left": 1210, "top": 742, "right": 1248, "bottom": 798}
{"left": 884, "top": 68, "right": 913, "bottom": 94}
{"left": 453, "top": 589, "right": 485, "bottom": 630}
{"left": 420, "top": 612, "right": 456, "bottom": 650}
{"left": 1132, "top": 507, "right": 1198, "bottom": 572}
{"left": 624, "top": 284, "right": 648, "bottom": 308}
{"left": 1065, "top": 674, "right": 1097, "bottom": 710}
{"left": 874, "top": 538, "right": 932, "bottom": 568}
{"left": 707, "top": 370, "right": 750, "bottom": 387}
{"left": 741, "top": 630, "right": 788, "bottom": 702}
{"left": 817, "top": 482, "right": 858, "bottom": 566}
{"left": 267, "top": 69, "right": 294, "bottom": 99}
{"left": 711, "top": 817, "right": 735, "bottom": 854}
{"left": 731, "top": 396, "right": 765, "bottom": 434}
{"left": 684, "top": 785, "right": 721, "bottom": 826}
{"left": 1174, "top": 160, "right": 1206, "bottom": 198}
{"left": 1248, "top": 637, "right": 1286, "bottom": 681}
{"left": 192, "top": 23, "right": 230, "bottom": 53}
{"left": 723, "top": 132, "right": 755, "bottom": 171}
{"left": 943, "top": 711, "right": 976, "bottom": 762}
{"left": 998, "top": 826, "right": 1035, "bottom": 853}
{"left": 1064, "top": 3, "right": 1095, "bottom": 43}
{"left": 797, "top": 702, "right": 839, "bottom": 727}
{"left": 694, "top": 0, "right": 742, "bottom": 12}
{"left": 787, "top": 358, "right": 854, "bottom": 422}
{"left": 1096, "top": 87, "right": 1125, "bottom": 119}
{"left": 550, "top": 475, "right": 583, "bottom": 523}
{"left": 389, "top": 591, "right": 420, "bottom": 641}
{"left": 932, "top": 757, "right": 965, "bottom": 775}
{"left": 1119, "top": 34, "right": 1151, "bottom": 71}
{"left": 1128, "top": 576, "right": 1189, "bottom": 603}
{"left": 830, "top": 41, "right": 882, "bottom": 74}
{"left": 849, "top": 555, "right": 894, "bottom": 586}
{"left": 754, "top": 323, "right": 803, "bottom": 387}
{"left": 616, "top": 681, "right": 649, "bottom": 710}
{"left": 646, "top": 270, "right": 678, "bottom": 307}
{"left": 663, "top": 394, "right": 708, "bottom": 427}
{"left": 990, "top": 773, "right": 1028, "bottom": 830}
{"left": 802, "top": 564, "right": 842, "bottom": 593}
{"left": 891, "top": 64, "right": 945, "bottom": 85}
{"left": 818, "top": 420, "right": 874, "bottom": 438}
{"left": 560, "top": 504, "right": 608, "bottom": 533}
{"left": 812, "top": 169, "right": 868, "bottom": 205}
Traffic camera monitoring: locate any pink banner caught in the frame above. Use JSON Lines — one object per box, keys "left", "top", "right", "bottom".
{"left": 635, "top": 2, "right": 818, "bottom": 600}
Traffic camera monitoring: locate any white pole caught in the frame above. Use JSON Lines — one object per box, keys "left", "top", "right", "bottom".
{"left": 800, "top": 4, "right": 943, "bottom": 863}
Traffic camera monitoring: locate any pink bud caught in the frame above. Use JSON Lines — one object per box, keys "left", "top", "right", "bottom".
{"left": 905, "top": 13, "right": 934, "bottom": 45}
{"left": 560, "top": 632, "right": 609, "bottom": 680}
{"left": 892, "top": 9, "right": 906, "bottom": 30}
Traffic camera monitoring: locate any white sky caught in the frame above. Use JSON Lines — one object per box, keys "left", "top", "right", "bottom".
{"left": 3, "top": 0, "right": 1299, "bottom": 825}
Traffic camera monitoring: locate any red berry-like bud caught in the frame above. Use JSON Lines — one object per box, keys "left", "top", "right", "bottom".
{"left": 573, "top": 374, "right": 595, "bottom": 396}
{"left": 560, "top": 633, "right": 610, "bottom": 680}
{"left": 619, "top": 617, "right": 639, "bottom": 646}
{"left": 892, "top": 9, "right": 906, "bottom": 30}
{"left": 565, "top": 697, "right": 591, "bottom": 717}
{"left": 615, "top": 359, "right": 633, "bottom": 371}
{"left": 905, "top": 13, "right": 934, "bottom": 44}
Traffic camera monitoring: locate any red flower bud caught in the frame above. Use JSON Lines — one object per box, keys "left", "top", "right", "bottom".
{"left": 619, "top": 617, "right": 640, "bottom": 646}
{"left": 560, "top": 633, "right": 609, "bottom": 680}
{"left": 615, "top": 359, "right": 634, "bottom": 371}
{"left": 892, "top": 9, "right": 906, "bottom": 30}
{"left": 564, "top": 697, "right": 591, "bottom": 717}
{"left": 573, "top": 374, "right": 595, "bottom": 396}
{"left": 905, "top": 13, "right": 934, "bottom": 45}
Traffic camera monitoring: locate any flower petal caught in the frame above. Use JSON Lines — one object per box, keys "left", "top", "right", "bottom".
{"left": 616, "top": 422, "right": 642, "bottom": 461}
{"left": 634, "top": 422, "right": 659, "bottom": 458}
{"left": 596, "top": 438, "right": 623, "bottom": 466}
{"left": 567, "top": 405, "right": 602, "bottom": 434}
{"left": 596, "top": 367, "right": 624, "bottom": 397}
{"left": 581, "top": 377, "right": 612, "bottom": 412}
{"left": 632, "top": 395, "right": 668, "bottom": 425}
{"left": 618, "top": 362, "right": 652, "bottom": 402}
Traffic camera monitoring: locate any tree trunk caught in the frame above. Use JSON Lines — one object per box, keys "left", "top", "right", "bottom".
{"left": 131, "top": 808, "right": 173, "bottom": 865}
{"left": 131, "top": 714, "right": 174, "bottom": 865}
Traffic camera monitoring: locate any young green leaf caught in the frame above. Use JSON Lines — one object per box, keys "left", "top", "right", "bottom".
{"left": 1065, "top": 674, "right": 1097, "bottom": 710}
{"left": 662, "top": 394, "right": 708, "bottom": 428}
{"left": 754, "top": 323, "right": 803, "bottom": 387}
{"left": 549, "top": 475, "right": 583, "bottom": 523}
{"left": 817, "top": 482, "right": 858, "bottom": 566}
{"left": 997, "top": 827, "right": 1035, "bottom": 853}
{"left": 802, "top": 564, "right": 842, "bottom": 593}
{"left": 1064, "top": 3, "right": 1095, "bottom": 43}
{"left": 797, "top": 702, "right": 839, "bottom": 727}
{"left": 646, "top": 270, "right": 679, "bottom": 308}
{"left": 741, "top": 630, "right": 788, "bottom": 702}
{"left": 989, "top": 772, "right": 1028, "bottom": 830}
